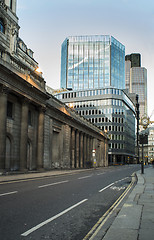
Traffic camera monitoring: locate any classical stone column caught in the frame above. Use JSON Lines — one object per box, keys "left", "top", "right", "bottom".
{"left": 83, "top": 134, "right": 87, "bottom": 167}
{"left": 75, "top": 130, "right": 79, "bottom": 168}
{"left": 20, "top": 99, "right": 29, "bottom": 170}
{"left": 71, "top": 128, "right": 75, "bottom": 168}
{"left": 37, "top": 107, "right": 45, "bottom": 170}
{"left": 0, "top": 87, "right": 8, "bottom": 170}
{"left": 87, "top": 136, "right": 90, "bottom": 167}
{"left": 105, "top": 139, "right": 108, "bottom": 166}
{"left": 37, "top": 108, "right": 45, "bottom": 169}
{"left": 62, "top": 125, "right": 71, "bottom": 168}
{"left": 80, "top": 132, "right": 83, "bottom": 168}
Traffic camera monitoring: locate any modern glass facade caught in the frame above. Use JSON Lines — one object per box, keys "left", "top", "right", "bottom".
{"left": 61, "top": 35, "right": 125, "bottom": 91}
{"left": 59, "top": 35, "right": 136, "bottom": 164}
{"left": 125, "top": 54, "right": 147, "bottom": 118}
{"left": 55, "top": 87, "right": 136, "bottom": 164}
{"left": 130, "top": 67, "right": 147, "bottom": 117}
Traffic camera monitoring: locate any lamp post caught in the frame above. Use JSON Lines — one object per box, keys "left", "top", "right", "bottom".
{"left": 139, "top": 133, "right": 148, "bottom": 174}
{"left": 136, "top": 95, "right": 140, "bottom": 164}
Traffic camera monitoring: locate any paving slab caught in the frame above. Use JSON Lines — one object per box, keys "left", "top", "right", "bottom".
{"left": 139, "top": 229, "right": 154, "bottom": 240}
{"left": 110, "top": 203, "right": 142, "bottom": 230}
{"left": 103, "top": 228, "right": 138, "bottom": 240}
{"left": 139, "top": 194, "right": 154, "bottom": 204}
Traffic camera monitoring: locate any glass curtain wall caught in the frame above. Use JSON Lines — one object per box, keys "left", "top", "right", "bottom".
{"left": 61, "top": 35, "right": 125, "bottom": 90}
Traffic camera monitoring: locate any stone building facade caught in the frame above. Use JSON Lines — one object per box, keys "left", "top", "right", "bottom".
{"left": 0, "top": 0, "right": 108, "bottom": 172}
{"left": 44, "top": 96, "right": 108, "bottom": 169}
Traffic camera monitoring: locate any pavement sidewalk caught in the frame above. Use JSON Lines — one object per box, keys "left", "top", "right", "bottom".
{"left": 0, "top": 168, "right": 92, "bottom": 183}
{"left": 99, "top": 166, "right": 154, "bottom": 240}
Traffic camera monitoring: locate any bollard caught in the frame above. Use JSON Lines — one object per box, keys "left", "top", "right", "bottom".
{"left": 141, "top": 161, "right": 144, "bottom": 174}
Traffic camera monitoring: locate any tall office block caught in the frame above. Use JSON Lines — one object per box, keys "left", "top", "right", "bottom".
{"left": 125, "top": 53, "right": 141, "bottom": 68}
{"left": 56, "top": 88, "right": 136, "bottom": 164}
{"left": 56, "top": 35, "right": 136, "bottom": 164}
{"left": 125, "top": 54, "right": 147, "bottom": 117}
{"left": 61, "top": 35, "right": 125, "bottom": 90}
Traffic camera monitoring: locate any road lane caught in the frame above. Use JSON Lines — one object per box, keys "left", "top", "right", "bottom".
{"left": 21, "top": 199, "right": 88, "bottom": 237}
{"left": 0, "top": 165, "right": 141, "bottom": 240}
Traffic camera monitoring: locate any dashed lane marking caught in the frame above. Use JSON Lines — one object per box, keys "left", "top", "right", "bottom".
{"left": 83, "top": 179, "right": 135, "bottom": 240}
{"left": 99, "top": 183, "right": 115, "bottom": 192}
{"left": 38, "top": 180, "right": 69, "bottom": 188}
{"left": 21, "top": 199, "right": 88, "bottom": 237}
{"left": 97, "top": 173, "right": 105, "bottom": 176}
{"left": 78, "top": 175, "right": 92, "bottom": 180}
{"left": 0, "top": 191, "right": 18, "bottom": 197}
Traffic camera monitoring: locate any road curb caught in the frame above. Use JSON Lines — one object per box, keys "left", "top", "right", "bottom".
{"left": 83, "top": 172, "right": 137, "bottom": 240}
{"left": 0, "top": 168, "right": 94, "bottom": 183}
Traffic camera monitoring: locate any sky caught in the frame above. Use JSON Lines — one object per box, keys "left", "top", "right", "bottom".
{"left": 17, "top": 0, "right": 154, "bottom": 121}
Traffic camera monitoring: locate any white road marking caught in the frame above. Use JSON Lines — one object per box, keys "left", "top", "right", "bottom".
{"left": 38, "top": 180, "right": 69, "bottom": 188}
{"left": 115, "top": 177, "right": 129, "bottom": 183}
{"left": 85, "top": 181, "right": 134, "bottom": 240}
{"left": 99, "top": 183, "right": 114, "bottom": 192}
{"left": 0, "top": 191, "right": 18, "bottom": 197}
{"left": 21, "top": 199, "right": 88, "bottom": 237}
{"left": 97, "top": 173, "right": 105, "bottom": 176}
{"left": 110, "top": 186, "right": 126, "bottom": 191}
{"left": 78, "top": 175, "right": 92, "bottom": 180}
{"left": 99, "top": 177, "right": 129, "bottom": 193}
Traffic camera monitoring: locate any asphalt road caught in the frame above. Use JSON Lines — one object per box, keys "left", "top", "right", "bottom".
{"left": 0, "top": 164, "right": 141, "bottom": 240}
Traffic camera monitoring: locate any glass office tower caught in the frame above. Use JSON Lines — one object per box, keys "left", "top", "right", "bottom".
{"left": 57, "top": 35, "right": 136, "bottom": 164}
{"left": 61, "top": 35, "right": 125, "bottom": 90}
{"left": 55, "top": 88, "right": 136, "bottom": 164}
{"left": 125, "top": 54, "right": 147, "bottom": 118}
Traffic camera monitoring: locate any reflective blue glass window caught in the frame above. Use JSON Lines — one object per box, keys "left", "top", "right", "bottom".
{"left": 0, "top": 18, "right": 5, "bottom": 34}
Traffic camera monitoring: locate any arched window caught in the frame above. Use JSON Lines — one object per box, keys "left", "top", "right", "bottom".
{"left": 0, "top": 18, "right": 5, "bottom": 34}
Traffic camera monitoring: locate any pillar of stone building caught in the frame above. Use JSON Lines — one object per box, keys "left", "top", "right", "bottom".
{"left": 105, "top": 139, "right": 108, "bottom": 166}
{"left": 71, "top": 128, "right": 75, "bottom": 168}
{"left": 75, "top": 130, "right": 79, "bottom": 168}
{"left": 37, "top": 107, "right": 45, "bottom": 169}
{"left": 96, "top": 141, "right": 100, "bottom": 167}
{"left": 90, "top": 137, "right": 93, "bottom": 162}
{"left": 83, "top": 134, "right": 87, "bottom": 167}
{"left": 0, "top": 87, "right": 8, "bottom": 170}
{"left": 20, "top": 99, "right": 29, "bottom": 170}
{"left": 62, "top": 124, "right": 71, "bottom": 168}
{"left": 80, "top": 132, "right": 83, "bottom": 168}
{"left": 104, "top": 141, "right": 106, "bottom": 167}
{"left": 99, "top": 142, "right": 103, "bottom": 167}
{"left": 86, "top": 136, "right": 90, "bottom": 167}
{"left": 104, "top": 139, "right": 106, "bottom": 167}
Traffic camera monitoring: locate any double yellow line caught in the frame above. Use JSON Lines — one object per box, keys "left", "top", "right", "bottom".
{"left": 83, "top": 174, "right": 136, "bottom": 240}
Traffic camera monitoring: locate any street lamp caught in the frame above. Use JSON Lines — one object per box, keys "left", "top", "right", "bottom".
{"left": 69, "top": 103, "right": 74, "bottom": 108}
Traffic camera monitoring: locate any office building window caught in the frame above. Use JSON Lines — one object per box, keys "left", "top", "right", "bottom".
{"left": 0, "top": 18, "right": 5, "bottom": 34}
{"left": 10, "top": 0, "right": 13, "bottom": 9}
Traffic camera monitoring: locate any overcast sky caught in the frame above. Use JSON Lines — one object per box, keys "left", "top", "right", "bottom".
{"left": 17, "top": 0, "right": 154, "bottom": 120}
